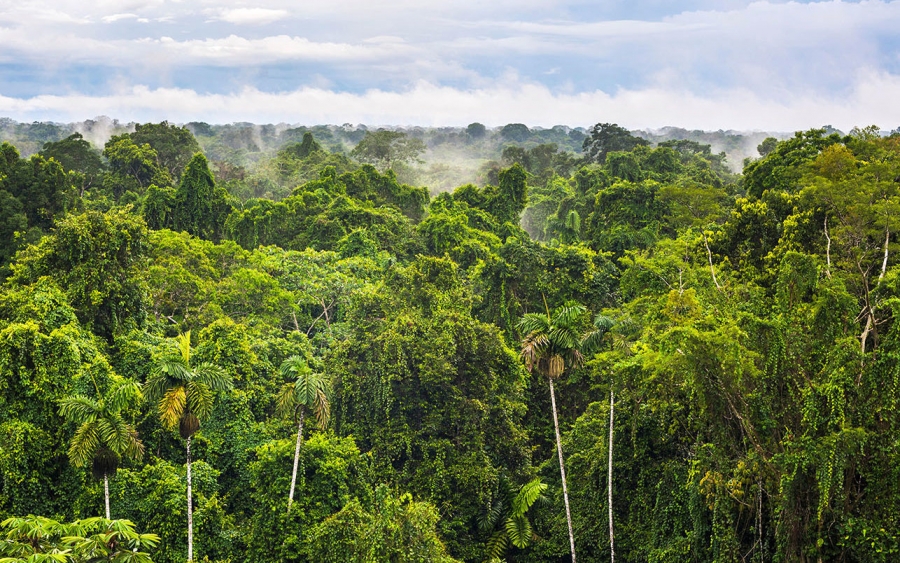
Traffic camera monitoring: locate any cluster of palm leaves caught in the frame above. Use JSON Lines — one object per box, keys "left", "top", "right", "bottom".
{"left": 56, "top": 332, "right": 333, "bottom": 562}
{"left": 0, "top": 516, "right": 159, "bottom": 563}
{"left": 479, "top": 477, "right": 547, "bottom": 562}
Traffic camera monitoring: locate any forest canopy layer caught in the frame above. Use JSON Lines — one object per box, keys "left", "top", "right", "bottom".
{"left": 0, "top": 119, "right": 898, "bottom": 563}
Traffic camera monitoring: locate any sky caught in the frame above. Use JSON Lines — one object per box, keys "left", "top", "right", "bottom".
{"left": 1, "top": 0, "right": 899, "bottom": 130}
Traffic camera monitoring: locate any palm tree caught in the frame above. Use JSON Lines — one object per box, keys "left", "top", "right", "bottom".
{"left": 144, "top": 331, "right": 231, "bottom": 563}
{"left": 59, "top": 377, "right": 144, "bottom": 519}
{"left": 518, "top": 301, "right": 588, "bottom": 563}
{"left": 276, "top": 355, "right": 330, "bottom": 513}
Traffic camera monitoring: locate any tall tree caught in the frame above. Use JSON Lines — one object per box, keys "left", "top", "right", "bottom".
{"left": 144, "top": 332, "right": 232, "bottom": 563}
{"left": 582, "top": 123, "right": 649, "bottom": 164}
{"left": 276, "top": 355, "right": 330, "bottom": 513}
{"left": 518, "top": 302, "right": 590, "bottom": 563}
{"left": 40, "top": 132, "right": 105, "bottom": 195}
{"left": 172, "top": 153, "right": 232, "bottom": 241}
{"left": 130, "top": 121, "right": 202, "bottom": 180}
{"left": 58, "top": 378, "right": 144, "bottom": 519}
{"left": 350, "top": 130, "right": 425, "bottom": 170}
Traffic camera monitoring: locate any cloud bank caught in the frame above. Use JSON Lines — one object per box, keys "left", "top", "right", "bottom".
{"left": 1, "top": 1, "right": 899, "bottom": 128}
{"left": 2, "top": 71, "right": 898, "bottom": 131}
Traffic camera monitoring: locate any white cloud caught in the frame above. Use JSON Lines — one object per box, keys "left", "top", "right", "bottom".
{"left": 102, "top": 13, "right": 139, "bottom": 23}
{"left": 144, "top": 34, "right": 414, "bottom": 64}
{"left": 1, "top": 0, "right": 899, "bottom": 128}
{"left": 213, "top": 8, "right": 290, "bottom": 25}
{"left": 1, "top": 71, "right": 898, "bottom": 131}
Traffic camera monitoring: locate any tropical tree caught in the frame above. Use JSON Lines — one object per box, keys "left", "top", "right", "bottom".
{"left": 58, "top": 377, "right": 144, "bottom": 519}
{"left": 144, "top": 331, "right": 231, "bottom": 563}
{"left": 480, "top": 477, "right": 547, "bottom": 561}
{"left": 276, "top": 355, "right": 330, "bottom": 513}
{"left": 517, "top": 301, "right": 589, "bottom": 563}
{"left": 350, "top": 130, "right": 425, "bottom": 170}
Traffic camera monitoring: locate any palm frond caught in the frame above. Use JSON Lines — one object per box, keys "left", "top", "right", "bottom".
{"left": 313, "top": 388, "right": 330, "bottom": 429}
{"left": 516, "top": 313, "right": 550, "bottom": 336}
{"left": 185, "top": 381, "right": 214, "bottom": 421}
{"left": 176, "top": 331, "right": 192, "bottom": 365}
{"left": 145, "top": 357, "right": 190, "bottom": 404}
{"left": 122, "top": 427, "right": 145, "bottom": 462}
{"left": 58, "top": 396, "right": 101, "bottom": 424}
{"left": 96, "top": 416, "right": 142, "bottom": 461}
{"left": 593, "top": 314, "right": 616, "bottom": 332}
{"left": 142, "top": 373, "right": 171, "bottom": 404}
{"left": 511, "top": 478, "right": 547, "bottom": 517}
{"left": 553, "top": 303, "right": 586, "bottom": 329}
{"left": 105, "top": 379, "right": 142, "bottom": 413}
{"left": 67, "top": 422, "right": 100, "bottom": 467}
{"left": 548, "top": 326, "right": 580, "bottom": 351}
{"left": 581, "top": 332, "right": 607, "bottom": 357}
{"left": 505, "top": 514, "right": 533, "bottom": 549}
{"left": 157, "top": 386, "right": 186, "bottom": 430}
{"left": 280, "top": 355, "right": 311, "bottom": 380}
{"left": 519, "top": 332, "right": 549, "bottom": 371}
{"left": 485, "top": 530, "right": 509, "bottom": 561}
{"left": 478, "top": 498, "right": 506, "bottom": 533}
{"left": 275, "top": 382, "right": 298, "bottom": 419}
{"left": 193, "top": 363, "right": 231, "bottom": 392}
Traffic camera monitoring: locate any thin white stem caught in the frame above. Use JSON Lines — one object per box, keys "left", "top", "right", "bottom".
{"left": 549, "top": 377, "right": 576, "bottom": 563}
{"left": 187, "top": 436, "right": 193, "bottom": 563}
{"left": 104, "top": 474, "right": 111, "bottom": 520}
{"left": 702, "top": 232, "right": 722, "bottom": 290}
{"left": 608, "top": 389, "right": 615, "bottom": 563}
{"left": 288, "top": 410, "right": 305, "bottom": 513}
{"left": 824, "top": 216, "right": 832, "bottom": 279}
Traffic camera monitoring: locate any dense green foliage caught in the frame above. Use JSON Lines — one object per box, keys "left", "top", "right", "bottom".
{"left": 1, "top": 120, "right": 899, "bottom": 563}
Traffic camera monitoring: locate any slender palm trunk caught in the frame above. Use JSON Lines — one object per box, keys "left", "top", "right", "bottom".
{"left": 608, "top": 389, "right": 615, "bottom": 563}
{"left": 287, "top": 409, "right": 305, "bottom": 513}
{"left": 549, "top": 377, "right": 576, "bottom": 563}
{"left": 187, "top": 436, "right": 193, "bottom": 563}
{"left": 104, "top": 474, "right": 111, "bottom": 519}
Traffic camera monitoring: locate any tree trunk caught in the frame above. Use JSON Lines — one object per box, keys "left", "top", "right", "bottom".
{"left": 608, "top": 389, "right": 615, "bottom": 563}
{"left": 549, "top": 377, "right": 576, "bottom": 563}
{"left": 104, "top": 473, "right": 111, "bottom": 520}
{"left": 287, "top": 409, "right": 305, "bottom": 513}
{"left": 702, "top": 232, "right": 722, "bottom": 290}
{"left": 187, "top": 436, "right": 194, "bottom": 563}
